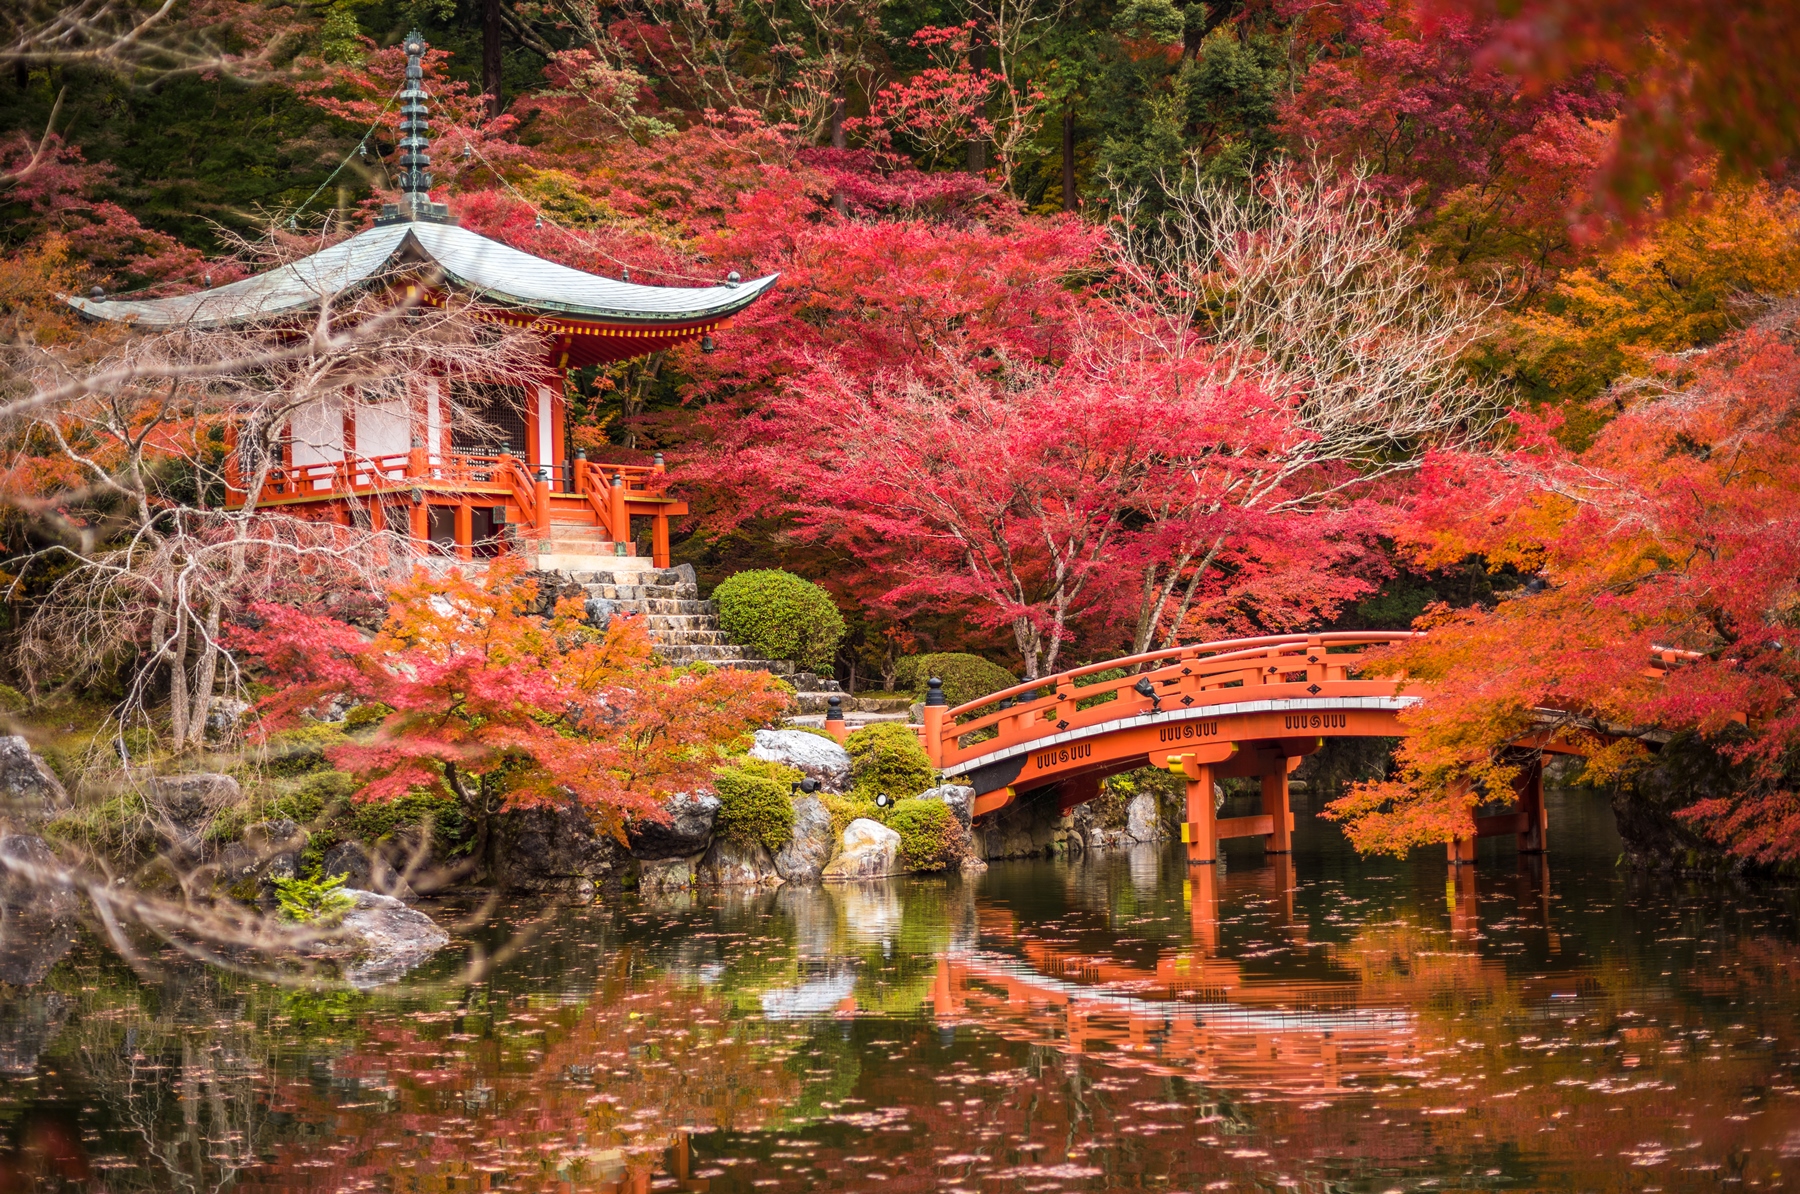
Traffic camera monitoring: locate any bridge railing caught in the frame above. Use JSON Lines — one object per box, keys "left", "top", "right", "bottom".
{"left": 924, "top": 632, "right": 1417, "bottom": 771}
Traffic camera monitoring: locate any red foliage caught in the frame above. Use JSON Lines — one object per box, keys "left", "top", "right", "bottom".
{"left": 1327, "top": 306, "right": 1800, "bottom": 862}
{"left": 234, "top": 558, "right": 788, "bottom": 834}
{"left": 1280, "top": 0, "right": 1617, "bottom": 279}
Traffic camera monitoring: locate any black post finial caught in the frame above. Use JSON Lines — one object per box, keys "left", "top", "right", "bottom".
{"left": 397, "top": 32, "right": 432, "bottom": 217}
{"left": 925, "top": 677, "right": 946, "bottom": 706}
{"left": 826, "top": 695, "right": 844, "bottom": 722}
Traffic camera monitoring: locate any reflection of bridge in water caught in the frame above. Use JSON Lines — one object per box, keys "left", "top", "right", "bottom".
{"left": 925, "top": 854, "right": 1564, "bottom": 1100}
{"left": 917, "top": 632, "right": 1655, "bottom": 866}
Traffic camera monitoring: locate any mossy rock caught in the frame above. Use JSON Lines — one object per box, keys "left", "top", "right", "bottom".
{"left": 894, "top": 653, "right": 1018, "bottom": 709}
{"left": 342, "top": 702, "right": 393, "bottom": 731}
{"left": 886, "top": 798, "right": 962, "bottom": 872}
{"left": 713, "top": 569, "right": 846, "bottom": 672}
{"left": 261, "top": 724, "right": 348, "bottom": 775}
{"left": 821, "top": 792, "right": 880, "bottom": 841}
{"left": 846, "top": 722, "right": 934, "bottom": 803}
{"left": 713, "top": 757, "right": 801, "bottom": 851}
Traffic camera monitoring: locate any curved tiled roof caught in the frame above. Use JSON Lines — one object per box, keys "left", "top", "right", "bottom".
{"left": 63, "top": 221, "right": 778, "bottom": 330}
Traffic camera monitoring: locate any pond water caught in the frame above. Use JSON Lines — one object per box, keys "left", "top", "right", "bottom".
{"left": 5, "top": 787, "right": 1800, "bottom": 1192}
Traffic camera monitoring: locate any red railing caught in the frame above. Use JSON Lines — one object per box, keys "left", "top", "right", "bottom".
{"left": 920, "top": 632, "right": 1418, "bottom": 771}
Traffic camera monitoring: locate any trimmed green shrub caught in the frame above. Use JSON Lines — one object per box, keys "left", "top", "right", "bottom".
{"left": 713, "top": 757, "right": 800, "bottom": 851}
{"left": 895, "top": 652, "right": 1018, "bottom": 709}
{"left": 886, "top": 798, "right": 962, "bottom": 871}
{"left": 821, "top": 792, "right": 880, "bottom": 841}
{"left": 847, "top": 722, "right": 934, "bottom": 803}
{"left": 262, "top": 724, "right": 348, "bottom": 775}
{"left": 713, "top": 569, "right": 845, "bottom": 672}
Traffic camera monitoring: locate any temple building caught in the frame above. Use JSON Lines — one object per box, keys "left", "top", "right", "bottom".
{"left": 66, "top": 31, "right": 777, "bottom": 572}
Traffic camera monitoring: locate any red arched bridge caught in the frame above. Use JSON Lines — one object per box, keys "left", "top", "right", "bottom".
{"left": 914, "top": 632, "right": 1566, "bottom": 867}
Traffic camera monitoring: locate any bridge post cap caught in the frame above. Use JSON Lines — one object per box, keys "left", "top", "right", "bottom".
{"left": 825, "top": 695, "right": 844, "bottom": 721}
{"left": 925, "top": 677, "right": 946, "bottom": 706}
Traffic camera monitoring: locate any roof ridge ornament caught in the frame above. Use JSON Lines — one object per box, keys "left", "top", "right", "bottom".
{"left": 376, "top": 30, "right": 455, "bottom": 227}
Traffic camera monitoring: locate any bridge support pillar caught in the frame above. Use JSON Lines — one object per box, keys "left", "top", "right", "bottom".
{"left": 1515, "top": 757, "right": 1547, "bottom": 853}
{"left": 1181, "top": 764, "right": 1218, "bottom": 865}
{"left": 1260, "top": 770, "right": 1293, "bottom": 854}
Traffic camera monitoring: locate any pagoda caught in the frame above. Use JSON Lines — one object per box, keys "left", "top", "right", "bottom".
{"left": 66, "top": 31, "right": 777, "bottom": 572}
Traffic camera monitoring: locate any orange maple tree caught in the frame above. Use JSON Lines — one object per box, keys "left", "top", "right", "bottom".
{"left": 234, "top": 558, "right": 789, "bottom": 843}
{"left": 1326, "top": 303, "right": 1800, "bottom": 862}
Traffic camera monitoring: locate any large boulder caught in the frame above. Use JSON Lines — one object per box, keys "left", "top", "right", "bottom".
{"left": 749, "top": 729, "right": 852, "bottom": 792}
{"left": 774, "top": 795, "right": 834, "bottom": 885}
{"left": 333, "top": 889, "right": 451, "bottom": 988}
{"left": 821, "top": 818, "right": 902, "bottom": 882}
{"left": 700, "top": 837, "right": 784, "bottom": 887}
{"left": 147, "top": 773, "right": 241, "bottom": 854}
{"left": 1126, "top": 792, "right": 1163, "bottom": 843}
{"left": 638, "top": 853, "right": 702, "bottom": 894}
{"left": 970, "top": 785, "right": 1088, "bottom": 861}
{"left": 916, "top": 784, "right": 973, "bottom": 831}
{"left": 0, "top": 834, "right": 77, "bottom": 987}
{"left": 492, "top": 800, "right": 625, "bottom": 899}
{"left": 0, "top": 737, "right": 69, "bottom": 827}
{"left": 318, "top": 839, "right": 418, "bottom": 900}
{"left": 627, "top": 791, "right": 721, "bottom": 860}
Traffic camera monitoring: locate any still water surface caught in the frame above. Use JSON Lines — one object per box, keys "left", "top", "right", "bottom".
{"left": 5, "top": 787, "right": 1800, "bottom": 1191}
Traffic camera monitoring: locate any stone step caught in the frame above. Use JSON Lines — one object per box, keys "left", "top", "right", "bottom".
{"left": 639, "top": 612, "right": 715, "bottom": 629}
{"left": 647, "top": 628, "right": 730, "bottom": 644}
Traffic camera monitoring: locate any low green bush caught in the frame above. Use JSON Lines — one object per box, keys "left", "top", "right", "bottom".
{"left": 895, "top": 652, "right": 1018, "bottom": 709}
{"left": 713, "top": 569, "right": 845, "bottom": 672}
{"left": 847, "top": 722, "right": 934, "bottom": 803}
{"left": 262, "top": 724, "right": 348, "bottom": 775}
{"left": 351, "top": 786, "right": 465, "bottom": 845}
{"left": 886, "top": 798, "right": 962, "bottom": 871}
{"left": 713, "top": 757, "right": 800, "bottom": 851}
{"left": 821, "top": 792, "right": 880, "bottom": 841}
{"left": 273, "top": 872, "right": 355, "bottom": 925}
{"left": 0, "top": 684, "right": 26, "bottom": 714}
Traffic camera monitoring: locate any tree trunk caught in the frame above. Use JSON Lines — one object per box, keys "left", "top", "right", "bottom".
{"left": 483, "top": 0, "right": 504, "bottom": 118}
{"left": 182, "top": 600, "right": 223, "bottom": 751}
{"left": 966, "top": 43, "right": 989, "bottom": 174}
{"left": 830, "top": 92, "right": 848, "bottom": 215}
{"left": 1062, "top": 105, "right": 1077, "bottom": 211}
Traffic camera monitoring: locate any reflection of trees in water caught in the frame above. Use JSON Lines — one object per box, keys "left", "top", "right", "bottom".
{"left": 237, "top": 947, "right": 804, "bottom": 1192}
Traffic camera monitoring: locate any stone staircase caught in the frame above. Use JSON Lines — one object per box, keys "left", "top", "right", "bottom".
{"left": 549, "top": 562, "right": 915, "bottom": 726}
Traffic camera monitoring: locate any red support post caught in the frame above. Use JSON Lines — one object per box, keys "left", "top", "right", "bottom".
{"left": 652, "top": 514, "right": 671, "bottom": 569}
{"left": 1516, "top": 756, "right": 1547, "bottom": 853}
{"left": 609, "top": 472, "right": 629, "bottom": 551}
{"left": 454, "top": 501, "right": 473, "bottom": 561}
{"left": 1260, "top": 769, "right": 1293, "bottom": 854}
{"left": 1182, "top": 763, "right": 1218, "bottom": 865}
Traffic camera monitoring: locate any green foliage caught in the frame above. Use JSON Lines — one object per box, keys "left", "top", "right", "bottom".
{"left": 262, "top": 724, "right": 348, "bottom": 775}
{"left": 0, "top": 684, "right": 26, "bottom": 714}
{"left": 272, "top": 872, "right": 356, "bottom": 925}
{"left": 894, "top": 652, "right": 1018, "bottom": 708}
{"left": 342, "top": 702, "right": 393, "bottom": 731}
{"left": 885, "top": 798, "right": 962, "bottom": 872}
{"left": 820, "top": 792, "right": 880, "bottom": 841}
{"left": 713, "top": 569, "right": 845, "bottom": 672}
{"left": 846, "top": 722, "right": 934, "bottom": 803}
{"left": 713, "top": 757, "right": 800, "bottom": 851}
{"left": 351, "top": 786, "right": 465, "bottom": 845}
{"left": 1073, "top": 667, "right": 1127, "bottom": 711}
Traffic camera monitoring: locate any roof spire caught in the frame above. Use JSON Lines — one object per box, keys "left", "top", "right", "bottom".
{"left": 377, "top": 31, "right": 454, "bottom": 225}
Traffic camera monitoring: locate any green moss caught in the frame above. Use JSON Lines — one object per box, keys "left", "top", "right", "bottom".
{"left": 894, "top": 652, "right": 1018, "bottom": 708}
{"left": 0, "top": 684, "right": 27, "bottom": 714}
{"left": 821, "top": 792, "right": 880, "bottom": 841}
{"left": 886, "top": 798, "right": 961, "bottom": 871}
{"left": 713, "top": 757, "right": 800, "bottom": 851}
{"left": 713, "top": 569, "right": 846, "bottom": 672}
{"left": 342, "top": 702, "right": 393, "bottom": 731}
{"left": 847, "top": 722, "right": 935, "bottom": 803}
{"left": 261, "top": 724, "right": 348, "bottom": 775}
{"left": 350, "top": 787, "right": 466, "bottom": 845}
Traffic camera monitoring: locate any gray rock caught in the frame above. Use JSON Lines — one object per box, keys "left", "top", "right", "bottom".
{"left": 205, "top": 696, "right": 253, "bottom": 741}
{"left": 584, "top": 595, "right": 618, "bottom": 627}
{"left": 748, "top": 729, "right": 852, "bottom": 791}
{"left": 147, "top": 773, "right": 240, "bottom": 853}
{"left": 320, "top": 840, "right": 416, "bottom": 900}
{"left": 1126, "top": 792, "right": 1162, "bottom": 843}
{"left": 821, "top": 818, "right": 901, "bottom": 882}
{"left": 213, "top": 819, "right": 304, "bottom": 903}
{"left": 334, "top": 889, "right": 450, "bottom": 987}
{"left": 638, "top": 853, "right": 702, "bottom": 893}
{"left": 700, "top": 837, "right": 784, "bottom": 887}
{"left": 492, "top": 800, "right": 623, "bottom": 899}
{"left": 0, "top": 834, "right": 77, "bottom": 987}
{"left": 0, "top": 737, "right": 68, "bottom": 827}
{"left": 917, "top": 784, "right": 973, "bottom": 831}
{"left": 628, "top": 791, "right": 721, "bottom": 860}
{"left": 970, "top": 785, "right": 1088, "bottom": 861}
{"left": 774, "top": 795, "right": 834, "bottom": 884}
{"left": 303, "top": 694, "right": 353, "bottom": 723}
